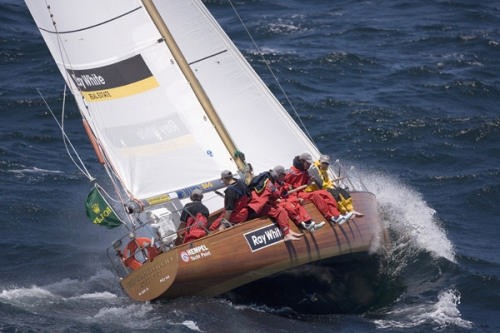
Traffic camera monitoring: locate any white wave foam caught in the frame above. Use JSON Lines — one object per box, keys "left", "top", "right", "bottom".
{"left": 179, "top": 320, "right": 203, "bottom": 331}
{"left": 374, "top": 288, "right": 472, "bottom": 330}
{"left": 0, "top": 272, "right": 162, "bottom": 329}
{"left": 0, "top": 270, "right": 119, "bottom": 309}
{"left": 0, "top": 285, "right": 60, "bottom": 306}
{"left": 8, "top": 166, "right": 63, "bottom": 174}
{"left": 70, "top": 291, "right": 117, "bottom": 300}
{"left": 357, "top": 170, "right": 456, "bottom": 262}
{"left": 0, "top": 272, "right": 203, "bottom": 331}
{"left": 92, "top": 304, "right": 203, "bottom": 331}
{"left": 268, "top": 21, "right": 302, "bottom": 34}
{"left": 89, "top": 302, "right": 163, "bottom": 330}
{"left": 92, "top": 302, "right": 153, "bottom": 320}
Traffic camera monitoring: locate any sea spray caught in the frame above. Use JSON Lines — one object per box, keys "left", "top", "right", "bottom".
{"left": 357, "top": 170, "right": 456, "bottom": 263}
{"left": 348, "top": 170, "right": 473, "bottom": 329}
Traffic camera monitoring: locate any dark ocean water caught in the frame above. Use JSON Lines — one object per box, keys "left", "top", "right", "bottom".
{"left": 1, "top": 0, "right": 499, "bottom": 332}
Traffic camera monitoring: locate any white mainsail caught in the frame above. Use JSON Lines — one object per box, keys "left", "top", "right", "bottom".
{"left": 25, "top": 0, "right": 319, "bottom": 204}
{"left": 152, "top": 0, "right": 319, "bottom": 170}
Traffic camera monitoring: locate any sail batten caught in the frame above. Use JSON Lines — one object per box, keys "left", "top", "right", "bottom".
{"left": 189, "top": 49, "right": 229, "bottom": 66}
{"left": 37, "top": 6, "right": 143, "bottom": 34}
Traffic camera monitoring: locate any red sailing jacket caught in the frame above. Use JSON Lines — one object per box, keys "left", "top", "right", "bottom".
{"left": 284, "top": 162, "right": 340, "bottom": 219}
{"left": 284, "top": 165, "right": 310, "bottom": 189}
{"left": 247, "top": 173, "right": 281, "bottom": 215}
{"left": 183, "top": 212, "right": 209, "bottom": 243}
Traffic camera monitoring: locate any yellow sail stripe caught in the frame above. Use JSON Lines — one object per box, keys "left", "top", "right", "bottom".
{"left": 81, "top": 76, "right": 159, "bottom": 102}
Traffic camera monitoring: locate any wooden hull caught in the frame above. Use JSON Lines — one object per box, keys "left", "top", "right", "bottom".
{"left": 121, "top": 191, "right": 385, "bottom": 301}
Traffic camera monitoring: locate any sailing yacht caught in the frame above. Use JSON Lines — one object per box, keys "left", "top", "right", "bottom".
{"left": 25, "top": 0, "right": 386, "bottom": 303}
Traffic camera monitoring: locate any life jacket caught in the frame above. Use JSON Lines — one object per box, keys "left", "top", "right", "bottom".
{"left": 306, "top": 161, "right": 353, "bottom": 214}
{"left": 305, "top": 160, "right": 334, "bottom": 192}
{"left": 328, "top": 187, "right": 353, "bottom": 214}
{"left": 248, "top": 171, "right": 272, "bottom": 194}
{"left": 183, "top": 212, "right": 209, "bottom": 243}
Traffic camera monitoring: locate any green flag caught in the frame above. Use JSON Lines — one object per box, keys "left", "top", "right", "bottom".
{"left": 85, "top": 185, "right": 122, "bottom": 229}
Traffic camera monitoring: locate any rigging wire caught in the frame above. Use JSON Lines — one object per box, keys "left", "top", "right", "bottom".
{"left": 42, "top": 1, "right": 134, "bottom": 224}
{"left": 226, "top": 1, "right": 362, "bottom": 191}
{"left": 226, "top": 0, "right": 314, "bottom": 143}
{"left": 42, "top": 1, "right": 95, "bottom": 182}
{"left": 37, "top": 88, "right": 94, "bottom": 182}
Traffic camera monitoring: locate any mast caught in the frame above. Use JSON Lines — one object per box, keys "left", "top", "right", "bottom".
{"left": 141, "top": 0, "right": 247, "bottom": 173}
